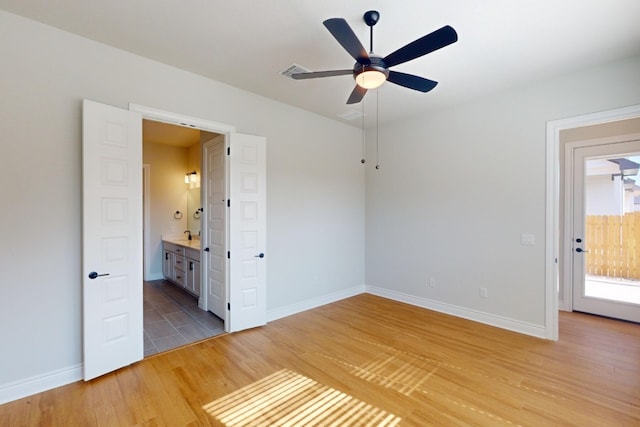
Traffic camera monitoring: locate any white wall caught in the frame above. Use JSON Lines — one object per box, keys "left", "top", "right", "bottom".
{"left": 3, "top": 6, "right": 639, "bottom": 403}
{"left": 143, "top": 141, "right": 189, "bottom": 278}
{"left": 0, "top": 10, "right": 364, "bottom": 396}
{"left": 366, "top": 54, "right": 640, "bottom": 330}
{"left": 586, "top": 175, "right": 623, "bottom": 216}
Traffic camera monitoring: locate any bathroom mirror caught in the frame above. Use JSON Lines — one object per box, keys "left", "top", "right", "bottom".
{"left": 187, "top": 187, "right": 201, "bottom": 237}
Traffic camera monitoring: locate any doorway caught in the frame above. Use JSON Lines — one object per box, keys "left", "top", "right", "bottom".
{"left": 547, "top": 104, "right": 640, "bottom": 340}
{"left": 83, "top": 100, "right": 268, "bottom": 378}
{"left": 570, "top": 140, "right": 640, "bottom": 322}
{"left": 141, "top": 119, "right": 225, "bottom": 355}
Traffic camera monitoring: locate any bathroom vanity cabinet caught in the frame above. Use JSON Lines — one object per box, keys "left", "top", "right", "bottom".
{"left": 162, "top": 240, "right": 201, "bottom": 297}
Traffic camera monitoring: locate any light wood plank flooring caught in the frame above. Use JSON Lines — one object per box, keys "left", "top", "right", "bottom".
{"left": 1, "top": 294, "right": 638, "bottom": 426}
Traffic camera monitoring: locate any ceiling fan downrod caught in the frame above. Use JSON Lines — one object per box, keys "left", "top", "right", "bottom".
{"left": 363, "top": 10, "right": 380, "bottom": 53}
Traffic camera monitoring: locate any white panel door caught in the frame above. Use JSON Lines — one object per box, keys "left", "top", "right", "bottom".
{"left": 228, "top": 133, "right": 267, "bottom": 332}
{"left": 82, "top": 99, "right": 143, "bottom": 380}
{"left": 204, "top": 135, "right": 227, "bottom": 321}
{"left": 572, "top": 140, "right": 640, "bottom": 323}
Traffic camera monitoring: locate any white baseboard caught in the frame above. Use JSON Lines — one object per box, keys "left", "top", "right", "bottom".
{"left": 144, "top": 272, "right": 164, "bottom": 281}
{"left": 365, "top": 285, "right": 547, "bottom": 339}
{"left": 267, "top": 285, "right": 365, "bottom": 322}
{"left": 0, "top": 364, "right": 83, "bottom": 405}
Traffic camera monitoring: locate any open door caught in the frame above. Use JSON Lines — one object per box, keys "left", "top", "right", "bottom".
{"left": 227, "top": 133, "right": 267, "bottom": 332}
{"left": 204, "top": 135, "right": 227, "bottom": 321}
{"left": 572, "top": 140, "right": 640, "bottom": 323}
{"left": 82, "top": 100, "right": 143, "bottom": 380}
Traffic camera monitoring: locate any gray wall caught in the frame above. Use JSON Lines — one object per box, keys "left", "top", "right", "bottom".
{"left": 366, "top": 54, "right": 640, "bottom": 329}
{"left": 0, "top": 11, "right": 365, "bottom": 390}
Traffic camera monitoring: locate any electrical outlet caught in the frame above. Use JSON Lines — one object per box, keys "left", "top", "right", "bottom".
{"left": 479, "top": 287, "right": 488, "bottom": 298}
{"left": 428, "top": 277, "right": 435, "bottom": 288}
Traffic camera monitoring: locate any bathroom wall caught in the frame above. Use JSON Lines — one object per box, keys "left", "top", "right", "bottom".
{"left": 143, "top": 141, "right": 189, "bottom": 279}
{"left": 186, "top": 139, "right": 203, "bottom": 236}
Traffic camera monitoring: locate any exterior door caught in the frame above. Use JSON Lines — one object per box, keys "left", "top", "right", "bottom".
{"left": 572, "top": 140, "right": 640, "bottom": 322}
{"left": 204, "top": 135, "right": 227, "bottom": 321}
{"left": 228, "top": 133, "right": 267, "bottom": 332}
{"left": 82, "top": 100, "right": 143, "bottom": 380}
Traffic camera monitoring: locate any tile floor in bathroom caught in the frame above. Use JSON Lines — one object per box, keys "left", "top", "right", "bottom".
{"left": 143, "top": 280, "right": 224, "bottom": 357}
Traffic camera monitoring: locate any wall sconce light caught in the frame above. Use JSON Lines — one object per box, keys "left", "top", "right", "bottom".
{"left": 185, "top": 171, "right": 197, "bottom": 184}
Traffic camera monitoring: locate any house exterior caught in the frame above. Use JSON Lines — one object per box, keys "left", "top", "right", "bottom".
{"left": 586, "top": 158, "right": 640, "bottom": 215}
{"left": 1, "top": 9, "right": 640, "bottom": 404}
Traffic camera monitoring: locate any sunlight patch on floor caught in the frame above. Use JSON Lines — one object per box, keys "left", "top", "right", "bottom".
{"left": 203, "top": 369, "right": 401, "bottom": 426}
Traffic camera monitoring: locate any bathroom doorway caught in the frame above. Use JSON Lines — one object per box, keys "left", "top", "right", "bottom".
{"left": 142, "top": 119, "right": 224, "bottom": 356}
{"left": 83, "top": 100, "right": 267, "bottom": 377}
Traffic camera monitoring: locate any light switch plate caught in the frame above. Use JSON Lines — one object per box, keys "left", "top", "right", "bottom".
{"left": 520, "top": 233, "right": 535, "bottom": 246}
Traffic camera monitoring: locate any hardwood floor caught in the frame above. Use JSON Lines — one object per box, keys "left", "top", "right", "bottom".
{"left": 1, "top": 294, "right": 639, "bottom": 426}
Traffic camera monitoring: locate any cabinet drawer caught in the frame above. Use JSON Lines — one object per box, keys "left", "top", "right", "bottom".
{"left": 172, "top": 269, "right": 185, "bottom": 286}
{"left": 173, "top": 255, "right": 186, "bottom": 272}
{"left": 163, "top": 242, "right": 185, "bottom": 256}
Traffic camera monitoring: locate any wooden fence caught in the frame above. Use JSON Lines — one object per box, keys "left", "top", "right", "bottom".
{"left": 585, "top": 212, "right": 640, "bottom": 279}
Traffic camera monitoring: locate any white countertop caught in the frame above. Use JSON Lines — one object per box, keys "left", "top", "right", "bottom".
{"left": 163, "top": 237, "right": 201, "bottom": 250}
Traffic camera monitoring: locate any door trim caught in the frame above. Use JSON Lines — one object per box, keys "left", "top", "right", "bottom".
{"left": 129, "top": 104, "right": 236, "bottom": 134}
{"left": 131, "top": 103, "right": 236, "bottom": 313}
{"left": 546, "top": 103, "right": 640, "bottom": 340}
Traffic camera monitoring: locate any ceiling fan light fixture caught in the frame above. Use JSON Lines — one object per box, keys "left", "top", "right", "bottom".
{"left": 355, "top": 69, "right": 387, "bottom": 89}
{"left": 354, "top": 59, "right": 388, "bottom": 89}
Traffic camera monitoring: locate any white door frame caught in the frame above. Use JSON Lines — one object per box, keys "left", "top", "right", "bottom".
{"left": 130, "top": 103, "right": 236, "bottom": 313}
{"left": 546, "top": 103, "right": 640, "bottom": 340}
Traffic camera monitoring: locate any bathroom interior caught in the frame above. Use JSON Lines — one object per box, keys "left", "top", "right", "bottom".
{"left": 142, "top": 119, "right": 224, "bottom": 356}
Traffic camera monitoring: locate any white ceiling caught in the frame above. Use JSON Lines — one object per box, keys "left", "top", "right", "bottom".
{"left": 2, "top": 0, "right": 640, "bottom": 126}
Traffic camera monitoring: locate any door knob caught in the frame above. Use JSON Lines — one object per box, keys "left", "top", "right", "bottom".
{"left": 575, "top": 248, "right": 589, "bottom": 253}
{"left": 254, "top": 253, "right": 265, "bottom": 258}
{"left": 88, "top": 271, "right": 110, "bottom": 279}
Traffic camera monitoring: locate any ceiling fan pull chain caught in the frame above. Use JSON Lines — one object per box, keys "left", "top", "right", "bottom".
{"left": 361, "top": 95, "right": 366, "bottom": 164}
{"left": 375, "top": 89, "right": 380, "bottom": 170}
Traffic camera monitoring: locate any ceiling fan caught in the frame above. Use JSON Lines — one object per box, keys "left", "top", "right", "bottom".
{"left": 292, "top": 10, "right": 458, "bottom": 104}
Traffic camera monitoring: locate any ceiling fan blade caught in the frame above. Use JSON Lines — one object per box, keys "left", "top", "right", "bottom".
{"left": 323, "top": 18, "right": 370, "bottom": 64}
{"left": 384, "top": 25, "right": 458, "bottom": 68}
{"left": 346, "top": 85, "right": 367, "bottom": 104}
{"left": 291, "top": 69, "right": 353, "bottom": 80}
{"left": 387, "top": 71, "right": 438, "bottom": 92}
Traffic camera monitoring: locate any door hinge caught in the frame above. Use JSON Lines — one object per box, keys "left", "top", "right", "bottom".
{"left": 227, "top": 302, "right": 230, "bottom": 310}
{"left": 227, "top": 199, "right": 230, "bottom": 208}
{"left": 227, "top": 251, "right": 231, "bottom": 259}
{"left": 227, "top": 147, "right": 230, "bottom": 156}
